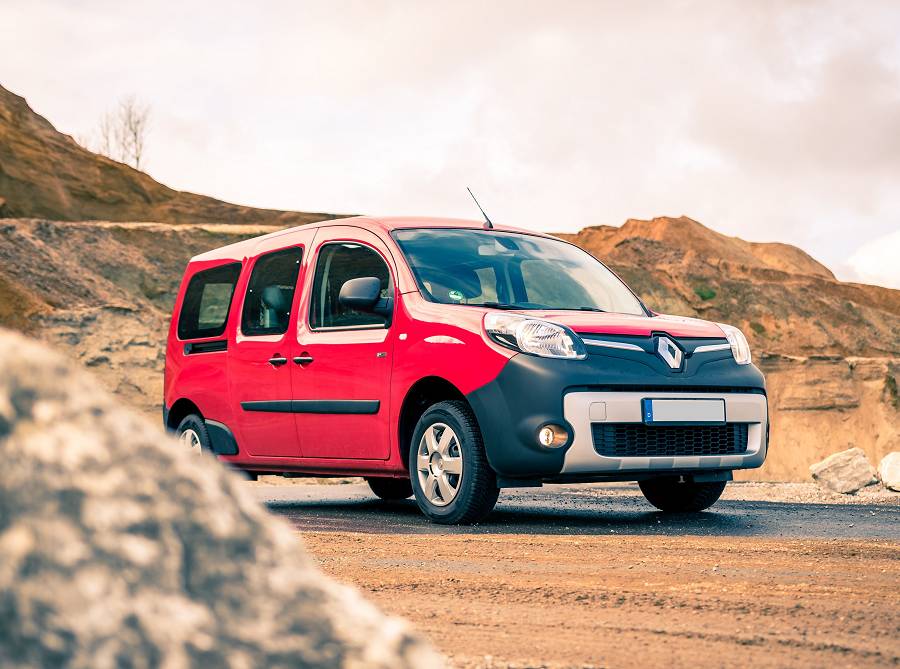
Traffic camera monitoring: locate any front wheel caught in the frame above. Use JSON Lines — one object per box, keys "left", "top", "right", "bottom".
{"left": 409, "top": 400, "right": 499, "bottom": 525}
{"left": 639, "top": 477, "right": 727, "bottom": 512}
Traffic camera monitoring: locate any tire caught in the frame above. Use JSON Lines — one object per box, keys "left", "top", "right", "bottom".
{"left": 408, "top": 400, "right": 499, "bottom": 525}
{"left": 175, "top": 414, "right": 211, "bottom": 455}
{"left": 639, "top": 477, "right": 727, "bottom": 512}
{"left": 366, "top": 477, "right": 413, "bottom": 500}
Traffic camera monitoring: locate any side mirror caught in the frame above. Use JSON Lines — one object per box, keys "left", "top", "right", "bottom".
{"left": 339, "top": 277, "right": 382, "bottom": 312}
{"left": 339, "top": 277, "right": 393, "bottom": 323}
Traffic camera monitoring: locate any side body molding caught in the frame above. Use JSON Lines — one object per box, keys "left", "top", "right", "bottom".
{"left": 240, "top": 400, "right": 380, "bottom": 414}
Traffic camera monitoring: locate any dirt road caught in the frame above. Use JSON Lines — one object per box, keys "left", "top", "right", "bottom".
{"left": 261, "top": 483, "right": 899, "bottom": 668}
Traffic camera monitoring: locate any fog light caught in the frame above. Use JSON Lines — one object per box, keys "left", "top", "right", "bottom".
{"left": 538, "top": 425, "right": 567, "bottom": 448}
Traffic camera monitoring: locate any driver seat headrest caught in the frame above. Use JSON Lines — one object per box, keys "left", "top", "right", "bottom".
{"left": 261, "top": 285, "right": 292, "bottom": 314}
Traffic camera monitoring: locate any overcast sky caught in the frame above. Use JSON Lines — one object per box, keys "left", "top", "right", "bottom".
{"left": 3, "top": 1, "right": 899, "bottom": 287}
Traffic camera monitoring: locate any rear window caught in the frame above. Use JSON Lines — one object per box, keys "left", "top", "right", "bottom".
{"left": 177, "top": 262, "right": 242, "bottom": 340}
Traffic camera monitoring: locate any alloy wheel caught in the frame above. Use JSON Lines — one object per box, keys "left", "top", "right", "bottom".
{"left": 415, "top": 422, "right": 463, "bottom": 506}
{"left": 180, "top": 428, "right": 203, "bottom": 455}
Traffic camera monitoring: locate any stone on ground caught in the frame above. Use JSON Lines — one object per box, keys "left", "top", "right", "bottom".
{"left": 877, "top": 452, "right": 900, "bottom": 492}
{"left": 809, "top": 447, "right": 877, "bottom": 494}
{"left": 0, "top": 328, "right": 442, "bottom": 669}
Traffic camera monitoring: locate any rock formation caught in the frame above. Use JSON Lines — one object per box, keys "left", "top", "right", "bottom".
{"left": 0, "top": 328, "right": 442, "bottom": 669}
{"left": 809, "top": 447, "right": 877, "bottom": 494}
{"left": 877, "top": 452, "right": 900, "bottom": 492}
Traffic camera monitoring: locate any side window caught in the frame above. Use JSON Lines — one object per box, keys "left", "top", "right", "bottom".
{"left": 241, "top": 247, "right": 303, "bottom": 336}
{"left": 310, "top": 242, "right": 392, "bottom": 329}
{"left": 177, "top": 262, "right": 242, "bottom": 340}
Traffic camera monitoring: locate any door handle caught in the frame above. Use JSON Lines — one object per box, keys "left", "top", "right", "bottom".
{"left": 293, "top": 354, "right": 314, "bottom": 365}
{"left": 268, "top": 355, "right": 288, "bottom": 367}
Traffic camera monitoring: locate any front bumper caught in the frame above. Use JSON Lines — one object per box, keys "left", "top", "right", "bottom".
{"left": 561, "top": 390, "right": 767, "bottom": 474}
{"left": 466, "top": 336, "right": 768, "bottom": 479}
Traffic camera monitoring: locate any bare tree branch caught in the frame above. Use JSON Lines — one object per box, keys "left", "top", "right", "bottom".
{"left": 119, "top": 95, "right": 149, "bottom": 170}
{"left": 90, "top": 96, "right": 150, "bottom": 170}
{"left": 98, "top": 111, "right": 115, "bottom": 159}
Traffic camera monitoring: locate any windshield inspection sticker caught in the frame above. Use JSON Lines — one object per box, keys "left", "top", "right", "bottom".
{"left": 448, "top": 289, "right": 464, "bottom": 301}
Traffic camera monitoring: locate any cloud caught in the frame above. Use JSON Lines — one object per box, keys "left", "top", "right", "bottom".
{"left": 1, "top": 0, "right": 899, "bottom": 287}
{"left": 844, "top": 229, "right": 900, "bottom": 289}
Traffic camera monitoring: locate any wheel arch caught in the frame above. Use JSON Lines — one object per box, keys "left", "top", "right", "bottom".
{"left": 166, "top": 397, "right": 202, "bottom": 433}
{"left": 397, "top": 376, "right": 471, "bottom": 470}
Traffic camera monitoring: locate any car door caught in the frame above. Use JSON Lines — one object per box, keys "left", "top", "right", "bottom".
{"left": 293, "top": 227, "right": 395, "bottom": 460}
{"left": 228, "top": 233, "right": 312, "bottom": 457}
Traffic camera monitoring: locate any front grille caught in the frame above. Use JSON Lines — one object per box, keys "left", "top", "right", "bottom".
{"left": 592, "top": 423, "right": 749, "bottom": 458}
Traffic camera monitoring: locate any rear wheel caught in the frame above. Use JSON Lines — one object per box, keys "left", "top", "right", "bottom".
{"left": 366, "top": 477, "right": 413, "bottom": 500}
{"left": 409, "top": 400, "right": 499, "bottom": 525}
{"left": 175, "top": 414, "right": 211, "bottom": 455}
{"left": 639, "top": 477, "right": 727, "bottom": 512}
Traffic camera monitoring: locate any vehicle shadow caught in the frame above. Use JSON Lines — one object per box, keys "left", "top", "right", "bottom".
{"left": 265, "top": 494, "right": 899, "bottom": 539}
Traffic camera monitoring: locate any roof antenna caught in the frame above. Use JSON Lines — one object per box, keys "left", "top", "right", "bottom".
{"left": 467, "top": 187, "right": 494, "bottom": 229}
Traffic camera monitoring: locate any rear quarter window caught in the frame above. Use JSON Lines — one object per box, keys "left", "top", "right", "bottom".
{"left": 177, "top": 262, "right": 242, "bottom": 340}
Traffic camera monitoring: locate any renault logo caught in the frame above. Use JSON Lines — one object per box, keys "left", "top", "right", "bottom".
{"left": 655, "top": 336, "right": 683, "bottom": 370}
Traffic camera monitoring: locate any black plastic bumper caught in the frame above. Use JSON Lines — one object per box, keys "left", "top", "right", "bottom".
{"left": 466, "top": 346, "right": 766, "bottom": 478}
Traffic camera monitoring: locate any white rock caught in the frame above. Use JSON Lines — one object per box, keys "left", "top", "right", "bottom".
{"left": 809, "top": 447, "right": 877, "bottom": 494}
{"left": 877, "top": 452, "right": 900, "bottom": 492}
{"left": 0, "top": 328, "right": 442, "bottom": 669}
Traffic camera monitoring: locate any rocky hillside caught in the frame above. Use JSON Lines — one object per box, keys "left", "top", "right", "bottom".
{"left": 556, "top": 217, "right": 900, "bottom": 358}
{"left": 0, "top": 84, "right": 341, "bottom": 225}
{"left": 0, "top": 219, "right": 275, "bottom": 413}
{"left": 1, "top": 84, "right": 897, "bottom": 481}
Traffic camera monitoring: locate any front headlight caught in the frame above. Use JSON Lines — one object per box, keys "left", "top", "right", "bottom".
{"left": 484, "top": 313, "right": 586, "bottom": 359}
{"left": 717, "top": 323, "right": 752, "bottom": 365}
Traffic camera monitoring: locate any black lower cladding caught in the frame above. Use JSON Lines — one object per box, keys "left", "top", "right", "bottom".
{"left": 205, "top": 420, "right": 239, "bottom": 456}
{"left": 592, "top": 423, "right": 749, "bottom": 458}
{"left": 465, "top": 347, "right": 766, "bottom": 478}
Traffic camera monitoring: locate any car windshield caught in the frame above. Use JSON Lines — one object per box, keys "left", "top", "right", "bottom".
{"left": 391, "top": 228, "right": 646, "bottom": 316}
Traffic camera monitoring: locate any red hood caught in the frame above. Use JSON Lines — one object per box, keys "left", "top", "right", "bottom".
{"left": 524, "top": 311, "right": 725, "bottom": 338}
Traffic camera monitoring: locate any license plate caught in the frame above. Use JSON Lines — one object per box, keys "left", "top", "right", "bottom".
{"left": 641, "top": 398, "right": 726, "bottom": 425}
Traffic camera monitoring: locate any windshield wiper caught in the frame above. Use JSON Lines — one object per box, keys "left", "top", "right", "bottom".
{"left": 476, "top": 302, "right": 532, "bottom": 310}
{"left": 469, "top": 303, "right": 606, "bottom": 312}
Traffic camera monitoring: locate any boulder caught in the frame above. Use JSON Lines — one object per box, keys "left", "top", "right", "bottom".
{"left": 0, "top": 328, "right": 441, "bottom": 669}
{"left": 809, "top": 447, "right": 877, "bottom": 494}
{"left": 877, "top": 452, "right": 900, "bottom": 492}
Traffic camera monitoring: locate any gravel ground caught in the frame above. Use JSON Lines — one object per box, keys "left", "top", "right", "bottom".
{"left": 721, "top": 480, "right": 898, "bottom": 504}
{"left": 250, "top": 477, "right": 899, "bottom": 504}
{"left": 258, "top": 481, "right": 899, "bottom": 668}
{"left": 578, "top": 480, "right": 900, "bottom": 505}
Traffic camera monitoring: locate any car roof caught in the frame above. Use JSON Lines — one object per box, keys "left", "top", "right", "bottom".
{"left": 190, "top": 216, "right": 559, "bottom": 263}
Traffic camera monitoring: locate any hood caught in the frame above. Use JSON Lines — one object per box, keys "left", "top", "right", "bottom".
{"left": 524, "top": 311, "right": 725, "bottom": 339}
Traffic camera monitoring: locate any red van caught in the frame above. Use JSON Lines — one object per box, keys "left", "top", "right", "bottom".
{"left": 164, "top": 217, "right": 767, "bottom": 524}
